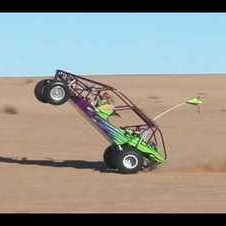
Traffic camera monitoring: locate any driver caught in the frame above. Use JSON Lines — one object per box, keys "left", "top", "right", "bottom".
{"left": 94, "top": 92, "right": 120, "bottom": 120}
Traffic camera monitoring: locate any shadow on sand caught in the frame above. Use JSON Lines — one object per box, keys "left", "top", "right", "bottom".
{"left": 0, "top": 156, "right": 118, "bottom": 173}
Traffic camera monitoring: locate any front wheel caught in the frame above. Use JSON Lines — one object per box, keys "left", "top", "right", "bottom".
{"left": 45, "top": 81, "right": 70, "bottom": 105}
{"left": 34, "top": 79, "right": 51, "bottom": 103}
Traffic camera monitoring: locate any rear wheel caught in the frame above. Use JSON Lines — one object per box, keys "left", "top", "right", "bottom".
{"left": 116, "top": 146, "right": 143, "bottom": 174}
{"left": 103, "top": 145, "right": 118, "bottom": 169}
{"left": 45, "top": 81, "right": 70, "bottom": 105}
{"left": 142, "top": 156, "right": 159, "bottom": 170}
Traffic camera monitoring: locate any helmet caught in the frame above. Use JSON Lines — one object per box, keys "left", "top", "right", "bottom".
{"left": 102, "top": 92, "right": 111, "bottom": 99}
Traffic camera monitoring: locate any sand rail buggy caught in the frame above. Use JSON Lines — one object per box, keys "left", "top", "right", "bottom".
{"left": 34, "top": 70, "right": 167, "bottom": 174}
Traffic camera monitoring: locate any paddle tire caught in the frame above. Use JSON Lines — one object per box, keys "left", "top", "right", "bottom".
{"left": 34, "top": 79, "right": 52, "bottom": 103}
{"left": 103, "top": 145, "right": 118, "bottom": 169}
{"left": 142, "top": 155, "right": 159, "bottom": 170}
{"left": 45, "top": 81, "right": 70, "bottom": 105}
{"left": 116, "top": 146, "right": 143, "bottom": 174}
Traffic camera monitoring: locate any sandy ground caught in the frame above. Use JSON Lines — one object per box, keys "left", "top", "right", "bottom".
{"left": 1, "top": 74, "right": 226, "bottom": 213}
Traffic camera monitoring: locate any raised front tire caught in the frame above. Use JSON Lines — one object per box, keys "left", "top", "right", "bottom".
{"left": 34, "top": 79, "right": 51, "bottom": 103}
{"left": 116, "top": 147, "right": 143, "bottom": 174}
{"left": 45, "top": 81, "right": 70, "bottom": 105}
{"left": 103, "top": 145, "right": 118, "bottom": 169}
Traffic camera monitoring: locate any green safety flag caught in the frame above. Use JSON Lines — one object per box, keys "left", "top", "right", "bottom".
{"left": 186, "top": 97, "right": 204, "bottom": 105}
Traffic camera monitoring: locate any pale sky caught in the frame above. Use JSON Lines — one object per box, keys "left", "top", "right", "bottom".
{"left": 0, "top": 13, "right": 226, "bottom": 76}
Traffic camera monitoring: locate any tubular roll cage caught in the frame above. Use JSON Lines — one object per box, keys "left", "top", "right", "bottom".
{"left": 55, "top": 70, "right": 167, "bottom": 160}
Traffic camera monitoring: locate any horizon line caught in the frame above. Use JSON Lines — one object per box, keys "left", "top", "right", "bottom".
{"left": 1, "top": 72, "right": 226, "bottom": 78}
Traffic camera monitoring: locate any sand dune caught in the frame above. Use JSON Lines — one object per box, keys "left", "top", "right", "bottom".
{"left": 0, "top": 75, "right": 226, "bottom": 212}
